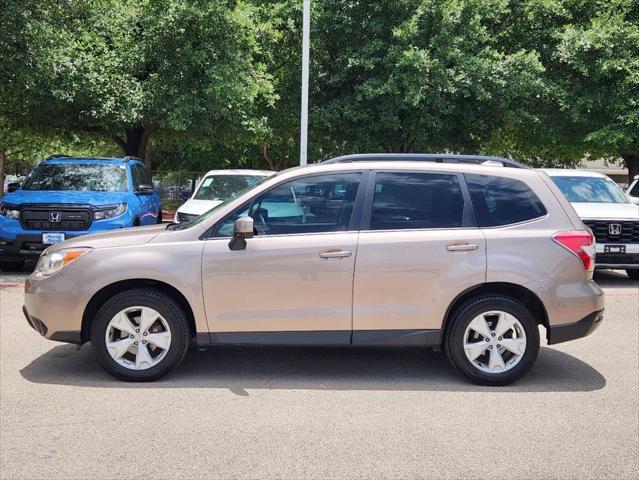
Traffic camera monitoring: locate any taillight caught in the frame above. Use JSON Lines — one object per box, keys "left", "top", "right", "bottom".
{"left": 552, "top": 231, "right": 595, "bottom": 271}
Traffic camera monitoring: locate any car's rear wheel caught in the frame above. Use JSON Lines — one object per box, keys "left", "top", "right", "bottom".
{"left": 90, "top": 289, "right": 190, "bottom": 381}
{"left": 0, "top": 260, "right": 25, "bottom": 272}
{"left": 445, "top": 295, "right": 540, "bottom": 386}
{"left": 626, "top": 269, "right": 639, "bottom": 281}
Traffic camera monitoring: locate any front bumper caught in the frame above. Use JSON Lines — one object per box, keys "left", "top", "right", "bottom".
{"left": 547, "top": 309, "right": 604, "bottom": 345}
{"left": 0, "top": 233, "right": 80, "bottom": 261}
{"left": 22, "top": 305, "right": 81, "bottom": 344}
{"left": 595, "top": 243, "right": 639, "bottom": 269}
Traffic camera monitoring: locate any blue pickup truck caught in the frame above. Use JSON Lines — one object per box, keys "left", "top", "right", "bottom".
{"left": 0, "top": 156, "right": 161, "bottom": 271}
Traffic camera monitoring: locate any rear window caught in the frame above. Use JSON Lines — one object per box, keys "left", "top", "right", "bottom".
{"left": 21, "top": 163, "right": 128, "bottom": 192}
{"left": 466, "top": 174, "right": 546, "bottom": 227}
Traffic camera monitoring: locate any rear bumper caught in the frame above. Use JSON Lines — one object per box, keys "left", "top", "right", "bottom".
{"left": 547, "top": 309, "right": 604, "bottom": 345}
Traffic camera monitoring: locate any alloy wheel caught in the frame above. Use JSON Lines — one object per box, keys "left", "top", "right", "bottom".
{"left": 463, "top": 310, "right": 527, "bottom": 374}
{"left": 104, "top": 306, "right": 172, "bottom": 370}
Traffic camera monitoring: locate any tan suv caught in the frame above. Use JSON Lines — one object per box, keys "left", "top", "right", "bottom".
{"left": 23, "top": 154, "right": 604, "bottom": 385}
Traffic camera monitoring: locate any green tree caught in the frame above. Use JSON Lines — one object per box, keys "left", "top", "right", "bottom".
{"left": 0, "top": 117, "right": 117, "bottom": 196}
{"left": 470, "top": 0, "right": 639, "bottom": 180}
{"left": 306, "top": 0, "right": 545, "bottom": 158}
{"left": 554, "top": 0, "right": 639, "bottom": 180}
{"left": 0, "top": 0, "right": 275, "bottom": 171}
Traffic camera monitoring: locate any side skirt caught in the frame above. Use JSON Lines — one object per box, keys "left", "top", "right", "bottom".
{"left": 194, "top": 329, "right": 442, "bottom": 347}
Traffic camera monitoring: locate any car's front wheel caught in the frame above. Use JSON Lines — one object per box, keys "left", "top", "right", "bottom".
{"left": 90, "top": 289, "right": 190, "bottom": 381}
{"left": 626, "top": 269, "right": 639, "bottom": 281}
{"left": 445, "top": 295, "right": 540, "bottom": 386}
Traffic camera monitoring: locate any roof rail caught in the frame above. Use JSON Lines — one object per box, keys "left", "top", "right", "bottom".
{"left": 320, "top": 153, "right": 525, "bottom": 168}
{"left": 123, "top": 156, "right": 141, "bottom": 162}
{"left": 45, "top": 154, "right": 71, "bottom": 160}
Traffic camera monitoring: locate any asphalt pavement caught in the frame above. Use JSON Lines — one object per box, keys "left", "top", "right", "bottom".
{"left": 0, "top": 269, "right": 637, "bottom": 479}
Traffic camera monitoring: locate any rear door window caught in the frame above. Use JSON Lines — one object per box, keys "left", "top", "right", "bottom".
{"left": 369, "top": 172, "right": 465, "bottom": 230}
{"left": 466, "top": 174, "right": 546, "bottom": 227}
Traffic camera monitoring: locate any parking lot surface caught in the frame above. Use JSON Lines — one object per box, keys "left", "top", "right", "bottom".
{"left": 1, "top": 269, "right": 637, "bottom": 479}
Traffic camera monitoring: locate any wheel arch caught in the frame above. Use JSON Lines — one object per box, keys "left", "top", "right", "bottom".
{"left": 81, "top": 279, "right": 196, "bottom": 343}
{"left": 442, "top": 282, "right": 549, "bottom": 340}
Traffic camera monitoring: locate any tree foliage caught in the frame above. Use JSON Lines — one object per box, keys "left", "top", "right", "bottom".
{"left": 1, "top": 0, "right": 637, "bottom": 180}
{"left": 1, "top": 0, "right": 275, "bottom": 169}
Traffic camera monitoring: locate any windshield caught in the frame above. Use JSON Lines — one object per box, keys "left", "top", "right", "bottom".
{"left": 22, "top": 163, "right": 129, "bottom": 192}
{"left": 551, "top": 176, "right": 628, "bottom": 204}
{"left": 175, "top": 175, "right": 272, "bottom": 230}
{"left": 194, "top": 174, "right": 267, "bottom": 201}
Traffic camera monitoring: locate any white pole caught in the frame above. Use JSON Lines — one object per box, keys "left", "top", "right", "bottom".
{"left": 299, "top": 0, "right": 310, "bottom": 166}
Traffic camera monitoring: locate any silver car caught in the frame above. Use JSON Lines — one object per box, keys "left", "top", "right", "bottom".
{"left": 23, "top": 155, "right": 604, "bottom": 384}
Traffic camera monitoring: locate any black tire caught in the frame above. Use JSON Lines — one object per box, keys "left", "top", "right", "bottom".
{"left": 445, "top": 295, "right": 540, "bottom": 386}
{"left": 156, "top": 210, "right": 164, "bottom": 224}
{"left": 0, "top": 260, "right": 25, "bottom": 272}
{"left": 90, "top": 288, "right": 190, "bottom": 382}
{"left": 626, "top": 269, "right": 639, "bottom": 281}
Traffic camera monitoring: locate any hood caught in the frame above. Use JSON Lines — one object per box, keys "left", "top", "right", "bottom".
{"left": 1, "top": 189, "right": 129, "bottom": 207}
{"left": 571, "top": 202, "right": 639, "bottom": 220}
{"left": 54, "top": 224, "right": 167, "bottom": 250}
{"left": 177, "top": 198, "right": 223, "bottom": 216}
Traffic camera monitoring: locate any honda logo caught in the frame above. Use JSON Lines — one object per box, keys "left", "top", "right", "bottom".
{"left": 49, "top": 212, "right": 62, "bottom": 223}
{"left": 608, "top": 224, "right": 622, "bottom": 236}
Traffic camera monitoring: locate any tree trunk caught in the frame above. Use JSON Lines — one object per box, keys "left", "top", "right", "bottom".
{"left": 113, "top": 126, "right": 153, "bottom": 170}
{"left": 623, "top": 152, "right": 639, "bottom": 185}
{"left": 0, "top": 148, "right": 5, "bottom": 198}
{"left": 262, "top": 142, "right": 276, "bottom": 171}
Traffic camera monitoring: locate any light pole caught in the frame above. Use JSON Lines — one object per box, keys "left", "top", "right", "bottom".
{"left": 299, "top": 0, "right": 310, "bottom": 165}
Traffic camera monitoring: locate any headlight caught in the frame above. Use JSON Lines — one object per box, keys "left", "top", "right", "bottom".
{"left": 0, "top": 203, "right": 20, "bottom": 219}
{"left": 34, "top": 248, "right": 92, "bottom": 277}
{"left": 94, "top": 203, "right": 127, "bottom": 220}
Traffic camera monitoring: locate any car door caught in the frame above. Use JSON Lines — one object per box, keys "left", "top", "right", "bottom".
{"left": 138, "top": 164, "right": 160, "bottom": 223}
{"left": 130, "top": 163, "right": 155, "bottom": 225}
{"left": 201, "top": 171, "right": 365, "bottom": 344}
{"left": 352, "top": 170, "right": 486, "bottom": 344}
{"left": 129, "top": 163, "right": 145, "bottom": 223}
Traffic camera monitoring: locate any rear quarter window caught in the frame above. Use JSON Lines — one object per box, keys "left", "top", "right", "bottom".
{"left": 466, "top": 174, "right": 547, "bottom": 227}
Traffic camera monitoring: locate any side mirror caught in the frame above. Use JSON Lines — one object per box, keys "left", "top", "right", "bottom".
{"left": 136, "top": 184, "right": 154, "bottom": 195}
{"left": 7, "top": 182, "right": 20, "bottom": 193}
{"left": 629, "top": 196, "right": 639, "bottom": 205}
{"left": 228, "top": 217, "right": 254, "bottom": 251}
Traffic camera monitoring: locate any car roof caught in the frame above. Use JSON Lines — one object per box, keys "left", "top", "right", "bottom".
{"left": 321, "top": 153, "right": 524, "bottom": 168}
{"left": 201, "top": 169, "right": 275, "bottom": 176}
{"left": 275, "top": 160, "right": 543, "bottom": 184}
{"left": 538, "top": 168, "right": 609, "bottom": 179}
{"left": 42, "top": 156, "right": 134, "bottom": 166}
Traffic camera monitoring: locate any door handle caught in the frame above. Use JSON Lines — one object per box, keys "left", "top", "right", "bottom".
{"left": 446, "top": 242, "right": 479, "bottom": 252}
{"left": 319, "top": 249, "right": 352, "bottom": 259}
